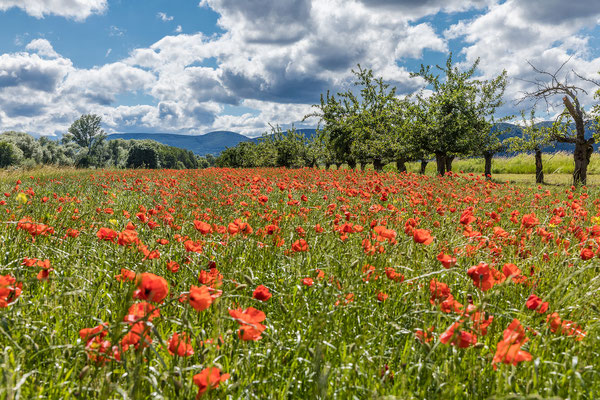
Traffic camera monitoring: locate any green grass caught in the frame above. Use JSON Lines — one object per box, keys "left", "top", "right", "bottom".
{"left": 0, "top": 167, "right": 599, "bottom": 398}
{"left": 401, "top": 151, "right": 600, "bottom": 175}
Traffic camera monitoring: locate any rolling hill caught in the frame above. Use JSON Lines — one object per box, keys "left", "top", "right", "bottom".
{"left": 107, "top": 129, "right": 318, "bottom": 156}
{"left": 107, "top": 124, "right": 594, "bottom": 157}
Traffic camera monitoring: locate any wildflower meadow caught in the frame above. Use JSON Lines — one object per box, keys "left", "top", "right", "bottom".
{"left": 0, "top": 167, "right": 599, "bottom": 399}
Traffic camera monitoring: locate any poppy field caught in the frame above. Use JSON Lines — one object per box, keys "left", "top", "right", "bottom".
{"left": 0, "top": 167, "right": 599, "bottom": 399}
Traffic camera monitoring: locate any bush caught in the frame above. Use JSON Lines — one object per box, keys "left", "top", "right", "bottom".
{"left": 0, "top": 141, "right": 23, "bottom": 167}
{"left": 126, "top": 143, "right": 160, "bottom": 169}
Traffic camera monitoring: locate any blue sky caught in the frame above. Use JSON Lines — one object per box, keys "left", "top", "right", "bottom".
{"left": 0, "top": 0, "right": 599, "bottom": 137}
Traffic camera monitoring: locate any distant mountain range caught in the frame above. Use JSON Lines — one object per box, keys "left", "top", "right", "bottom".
{"left": 108, "top": 129, "right": 318, "bottom": 156}
{"left": 107, "top": 124, "right": 594, "bottom": 157}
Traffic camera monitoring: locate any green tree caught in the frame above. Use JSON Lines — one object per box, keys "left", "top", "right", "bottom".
{"left": 0, "top": 131, "right": 43, "bottom": 164}
{"left": 305, "top": 91, "right": 357, "bottom": 169}
{"left": 65, "top": 114, "right": 106, "bottom": 150}
{"left": 0, "top": 141, "right": 23, "bottom": 167}
{"left": 410, "top": 54, "right": 507, "bottom": 176}
{"left": 504, "top": 110, "right": 554, "bottom": 183}
{"left": 349, "top": 65, "right": 401, "bottom": 171}
{"left": 126, "top": 142, "right": 160, "bottom": 169}
{"left": 270, "top": 125, "right": 307, "bottom": 168}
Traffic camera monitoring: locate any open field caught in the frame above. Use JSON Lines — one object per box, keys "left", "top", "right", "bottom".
{"left": 402, "top": 152, "right": 600, "bottom": 176}
{"left": 0, "top": 167, "right": 599, "bottom": 399}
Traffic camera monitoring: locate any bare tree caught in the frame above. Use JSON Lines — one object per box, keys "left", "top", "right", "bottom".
{"left": 519, "top": 59, "right": 595, "bottom": 185}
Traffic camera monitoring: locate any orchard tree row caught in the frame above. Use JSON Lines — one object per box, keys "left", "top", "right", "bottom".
{"left": 217, "top": 55, "right": 600, "bottom": 185}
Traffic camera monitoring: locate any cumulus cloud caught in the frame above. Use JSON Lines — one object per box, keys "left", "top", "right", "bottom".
{"left": 2, "top": 0, "right": 600, "bottom": 137}
{"left": 444, "top": 0, "right": 600, "bottom": 116}
{"left": 0, "top": 0, "right": 107, "bottom": 21}
{"left": 25, "top": 38, "right": 59, "bottom": 58}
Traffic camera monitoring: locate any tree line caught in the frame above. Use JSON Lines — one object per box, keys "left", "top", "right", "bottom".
{"left": 216, "top": 55, "right": 600, "bottom": 185}
{"left": 0, "top": 114, "right": 216, "bottom": 170}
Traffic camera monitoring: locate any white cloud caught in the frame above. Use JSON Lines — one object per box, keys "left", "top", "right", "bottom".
{"left": 2, "top": 0, "right": 600, "bottom": 137}
{"left": 157, "top": 12, "right": 173, "bottom": 22}
{"left": 444, "top": 0, "right": 600, "bottom": 117}
{"left": 0, "top": 0, "right": 107, "bottom": 21}
{"left": 175, "top": 25, "right": 182, "bottom": 33}
{"left": 25, "top": 38, "right": 59, "bottom": 58}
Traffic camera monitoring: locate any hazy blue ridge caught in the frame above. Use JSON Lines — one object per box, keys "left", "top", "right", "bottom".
{"left": 107, "top": 125, "right": 593, "bottom": 156}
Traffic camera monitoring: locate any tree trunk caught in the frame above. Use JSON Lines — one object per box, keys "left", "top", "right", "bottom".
{"left": 325, "top": 162, "right": 331, "bottom": 170}
{"left": 573, "top": 140, "right": 593, "bottom": 186}
{"left": 360, "top": 162, "right": 366, "bottom": 171}
{"left": 535, "top": 149, "right": 544, "bottom": 184}
{"left": 435, "top": 152, "right": 446, "bottom": 176}
{"left": 396, "top": 158, "right": 407, "bottom": 173}
{"left": 347, "top": 159, "right": 357, "bottom": 170}
{"left": 562, "top": 96, "right": 595, "bottom": 186}
{"left": 419, "top": 159, "right": 428, "bottom": 175}
{"left": 483, "top": 152, "right": 493, "bottom": 180}
{"left": 335, "top": 162, "right": 343, "bottom": 170}
{"left": 445, "top": 155, "right": 454, "bottom": 172}
{"left": 373, "top": 158, "right": 384, "bottom": 171}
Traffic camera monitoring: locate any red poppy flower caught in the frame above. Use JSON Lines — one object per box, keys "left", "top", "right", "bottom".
{"left": 413, "top": 229, "right": 433, "bottom": 245}
{"left": 168, "top": 332, "right": 194, "bottom": 357}
{"left": 0, "top": 274, "right": 22, "bottom": 308}
{"left": 253, "top": 285, "right": 272, "bottom": 301}
{"left": 526, "top": 294, "right": 549, "bottom": 314}
{"left": 302, "top": 277, "right": 314, "bottom": 287}
{"left": 133, "top": 273, "right": 169, "bottom": 303}
{"left": 580, "top": 247, "right": 595, "bottom": 260}
{"left": 467, "top": 262, "right": 501, "bottom": 291}
{"left": 229, "top": 306, "right": 267, "bottom": 341}
{"left": 115, "top": 268, "right": 136, "bottom": 282}
{"left": 194, "top": 220, "right": 212, "bottom": 234}
{"left": 167, "top": 261, "right": 180, "bottom": 273}
{"left": 437, "top": 252, "right": 456, "bottom": 269}
{"left": 492, "top": 319, "right": 532, "bottom": 369}
{"left": 440, "top": 322, "right": 477, "bottom": 348}
{"left": 189, "top": 285, "right": 214, "bottom": 311}
{"left": 292, "top": 239, "right": 309, "bottom": 252}
{"left": 96, "top": 227, "right": 117, "bottom": 242}
{"left": 193, "top": 367, "right": 230, "bottom": 397}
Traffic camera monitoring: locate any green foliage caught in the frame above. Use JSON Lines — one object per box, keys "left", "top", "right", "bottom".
{"left": 411, "top": 54, "right": 508, "bottom": 160}
{"left": 126, "top": 142, "right": 160, "bottom": 169}
{"left": 215, "top": 127, "right": 308, "bottom": 168}
{"left": 347, "top": 66, "right": 407, "bottom": 165}
{"left": 0, "top": 131, "right": 43, "bottom": 164}
{"left": 306, "top": 91, "right": 356, "bottom": 166}
{"left": 0, "top": 141, "right": 23, "bottom": 167}
{"left": 504, "top": 110, "right": 554, "bottom": 154}
{"left": 64, "top": 114, "right": 106, "bottom": 150}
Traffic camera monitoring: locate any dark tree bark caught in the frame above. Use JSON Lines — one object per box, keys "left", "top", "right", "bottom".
{"left": 534, "top": 148, "right": 544, "bottom": 184}
{"left": 373, "top": 158, "right": 384, "bottom": 171}
{"left": 483, "top": 151, "right": 493, "bottom": 180}
{"left": 325, "top": 162, "right": 331, "bottom": 170}
{"left": 445, "top": 155, "right": 454, "bottom": 173}
{"left": 347, "top": 159, "right": 357, "bottom": 170}
{"left": 419, "top": 159, "right": 428, "bottom": 175}
{"left": 562, "top": 96, "right": 594, "bottom": 185}
{"left": 396, "top": 158, "right": 407, "bottom": 173}
{"left": 335, "top": 162, "right": 343, "bottom": 170}
{"left": 435, "top": 152, "right": 446, "bottom": 176}
{"left": 360, "top": 162, "right": 366, "bottom": 171}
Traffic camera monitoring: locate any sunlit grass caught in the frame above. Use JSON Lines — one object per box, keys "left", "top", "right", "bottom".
{"left": 0, "top": 167, "right": 599, "bottom": 398}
